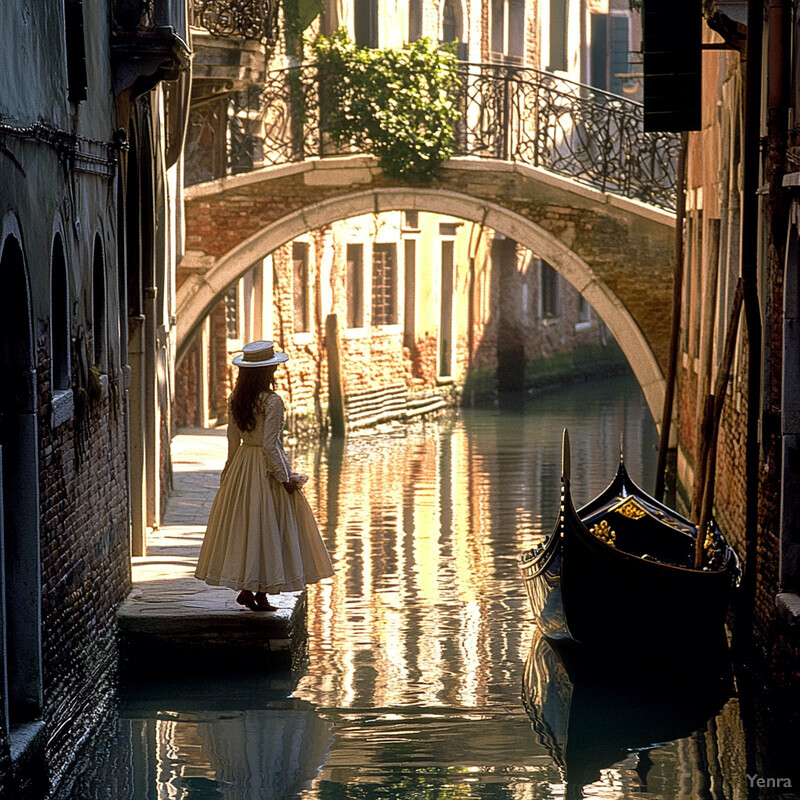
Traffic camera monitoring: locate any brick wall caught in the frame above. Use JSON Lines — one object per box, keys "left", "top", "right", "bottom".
{"left": 36, "top": 338, "right": 130, "bottom": 790}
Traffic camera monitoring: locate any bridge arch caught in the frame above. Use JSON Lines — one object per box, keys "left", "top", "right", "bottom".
{"left": 177, "top": 185, "right": 666, "bottom": 422}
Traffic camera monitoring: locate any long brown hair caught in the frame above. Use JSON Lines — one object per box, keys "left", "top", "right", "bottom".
{"left": 230, "top": 365, "right": 277, "bottom": 431}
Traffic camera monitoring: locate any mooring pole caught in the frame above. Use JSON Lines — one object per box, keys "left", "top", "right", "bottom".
{"left": 326, "top": 313, "right": 346, "bottom": 437}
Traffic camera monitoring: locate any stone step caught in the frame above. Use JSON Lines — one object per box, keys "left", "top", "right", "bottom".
{"left": 118, "top": 555, "right": 308, "bottom": 673}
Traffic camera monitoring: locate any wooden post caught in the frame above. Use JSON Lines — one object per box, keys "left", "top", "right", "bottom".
{"left": 326, "top": 313, "right": 346, "bottom": 437}
{"left": 693, "top": 278, "right": 744, "bottom": 568}
{"left": 655, "top": 131, "right": 689, "bottom": 501}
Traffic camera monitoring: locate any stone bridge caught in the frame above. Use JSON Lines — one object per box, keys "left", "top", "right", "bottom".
{"left": 178, "top": 62, "right": 678, "bottom": 420}
{"left": 179, "top": 155, "right": 675, "bottom": 420}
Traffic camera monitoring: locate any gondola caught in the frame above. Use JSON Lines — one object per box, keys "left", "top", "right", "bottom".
{"left": 521, "top": 627, "right": 734, "bottom": 800}
{"left": 517, "top": 430, "right": 740, "bottom": 647}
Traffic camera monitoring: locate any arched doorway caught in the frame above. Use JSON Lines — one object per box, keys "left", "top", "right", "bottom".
{"left": 0, "top": 228, "right": 41, "bottom": 731}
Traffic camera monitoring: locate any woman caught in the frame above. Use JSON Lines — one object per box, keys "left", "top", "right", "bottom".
{"left": 195, "top": 340, "right": 334, "bottom": 611}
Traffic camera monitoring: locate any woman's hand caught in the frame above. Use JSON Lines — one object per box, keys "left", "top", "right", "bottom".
{"left": 282, "top": 480, "right": 296, "bottom": 494}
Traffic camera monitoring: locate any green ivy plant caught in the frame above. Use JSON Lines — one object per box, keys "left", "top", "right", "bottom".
{"left": 313, "top": 31, "right": 461, "bottom": 182}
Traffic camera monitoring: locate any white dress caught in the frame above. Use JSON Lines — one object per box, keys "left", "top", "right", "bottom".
{"left": 195, "top": 391, "right": 334, "bottom": 593}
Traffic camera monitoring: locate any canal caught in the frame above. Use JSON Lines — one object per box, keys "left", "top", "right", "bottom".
{"left": 60, "top": 374, "right": 754, "bottom": 799}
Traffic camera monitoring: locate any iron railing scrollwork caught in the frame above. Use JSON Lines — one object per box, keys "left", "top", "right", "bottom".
{"left": 191, "top": 0, "right": 279, "bottom": 42}
{"left": 187, "top": 61, "right": 681, "bottom": 211}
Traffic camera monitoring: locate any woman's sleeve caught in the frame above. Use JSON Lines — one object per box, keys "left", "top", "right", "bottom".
{"left": 262, "top": 394, "right": 291, "bottom": 483}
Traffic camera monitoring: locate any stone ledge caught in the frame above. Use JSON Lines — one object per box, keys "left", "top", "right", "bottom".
{"left": 776, "top": 592, "right": 800, "bottom": 627}
{"left": 118, "top": 567, "right": 308, "bottom": 671}
{"left": 51, "top": 389, "right": 74, "bottom": 429}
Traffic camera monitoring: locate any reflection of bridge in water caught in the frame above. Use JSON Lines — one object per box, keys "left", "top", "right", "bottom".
{"left": 180, "top": 62, "right": 679, "bottom": 419}
{"left": 227, "top": 62, "right": 680, "bottom": 212}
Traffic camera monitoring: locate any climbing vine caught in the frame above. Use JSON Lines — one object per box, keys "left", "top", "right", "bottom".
{"left": 313, "top": 31, "right": 461, "bottom": 182}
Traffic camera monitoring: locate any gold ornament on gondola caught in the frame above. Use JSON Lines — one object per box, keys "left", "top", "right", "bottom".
{"left": 591, "top": 519, "right": 616, "bottom": 546}
{"left": 614, "top": 497, "right": 647, "bottom": 520}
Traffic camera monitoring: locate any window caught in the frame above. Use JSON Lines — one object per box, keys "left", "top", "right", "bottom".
{"left": 355, "top": 0, "right": 378, "bottom": 47}
{"left": 548, "top": 0, "right": 568, "bottom": 71}
{"left": 92, "top": 235, "right": 107, "bottom": 368}
{"left": 346, "top": 244, "right": 364, "bottom": 329}
{"left": 508, "top": 0, "right": 525, "bottom": 59}
{"left": 442, "top": 0, "right": 467, "bottom": 59}
{"left": 409, "top": 0, "right": 423, "bottom": 41}
{"left": 492, "top": 0, "right": 525, "bottom": 62}
{"left": 540, "top": 260, "right": 561, "bottom": 318}
{"left": 443, "top": 0, "right": 457, "bottom": 42}
{"left": 590, "top": 13, "right": 631, "bottom": 95}
{"left": 492, "top": 0, "right": 505, "bottom": 54}
{"left": 439, "top": 222, "right": 460, "bottom": 237}
{"left": 404, "top": 211, "right": 419, "bottom": 230}
{"left": 51, "top": 235, "right": 70, "bottom": 390}
{"left": 293, "top": 242, "right": 310, "bottom": 333}
{"left": 372, "top": 244, "right": 397, "bottom": 325}
{"left": 578, "top": 294, "right": 592, "bottom": 324}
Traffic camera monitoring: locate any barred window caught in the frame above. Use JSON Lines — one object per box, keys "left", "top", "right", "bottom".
{"left": 372, "top": 244, "right": 398, "bottom": 326}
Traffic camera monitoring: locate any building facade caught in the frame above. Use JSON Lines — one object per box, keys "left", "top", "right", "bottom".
{"left": 672, "top": 0, "right": 799, "bottom": 694}
{"left": 0, "top": 1, "right": 189, "bottom": 795}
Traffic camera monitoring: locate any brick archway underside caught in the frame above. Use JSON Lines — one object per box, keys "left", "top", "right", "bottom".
{"left": 178, "top": 157, "right": 676, "bottom": 424}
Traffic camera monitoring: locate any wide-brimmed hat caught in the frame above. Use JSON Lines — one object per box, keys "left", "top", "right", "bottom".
{"left": 232, "top": 340, "right": 289, "bottom": 368}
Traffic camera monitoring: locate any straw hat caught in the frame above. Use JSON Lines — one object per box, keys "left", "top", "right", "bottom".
{"left": 232, "top": 340, "right": 289, "bottom": 368}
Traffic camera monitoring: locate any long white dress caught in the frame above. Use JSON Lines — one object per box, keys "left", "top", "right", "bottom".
{"left": 195, "top": 391, "right": 334, "bottom": 593}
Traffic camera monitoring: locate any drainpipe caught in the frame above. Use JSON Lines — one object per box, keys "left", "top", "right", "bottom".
{"left": 736, "top": 0, "right": 764, "bottom": 650}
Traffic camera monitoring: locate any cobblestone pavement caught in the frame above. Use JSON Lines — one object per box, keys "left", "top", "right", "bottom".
{"left": 118, "top": 428, "right": 302, "bottom": 656}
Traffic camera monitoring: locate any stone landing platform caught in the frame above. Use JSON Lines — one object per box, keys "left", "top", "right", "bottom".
{"left": 117, "top": 428, "right": 307, "bottom": 672}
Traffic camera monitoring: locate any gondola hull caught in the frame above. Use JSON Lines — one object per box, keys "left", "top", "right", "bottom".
{"left": 560, "top": 511, "right": 735, "bottom": 647}
{"left": 517, "top": 433, "right": 739, "bottom": 648}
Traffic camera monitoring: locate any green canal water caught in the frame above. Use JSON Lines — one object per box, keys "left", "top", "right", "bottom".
{"left": 61, "top": 374, "right": 758, "bottom": 800}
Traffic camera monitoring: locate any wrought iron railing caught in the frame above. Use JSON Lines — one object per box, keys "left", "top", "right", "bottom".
{"left": 192, "top": 61, "right": 681, "bottom": 211}
{"left": 190, "top": 0, "right": 279, "bottom": 42}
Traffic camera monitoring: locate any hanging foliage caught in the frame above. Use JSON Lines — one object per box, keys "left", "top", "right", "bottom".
{"left": 313, "top": 31, "right": 461, "bottom": 182}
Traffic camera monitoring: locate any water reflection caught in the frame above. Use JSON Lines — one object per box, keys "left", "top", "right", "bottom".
{"left": 297, "top": 376, "right": 658, "bottom": 714}
{"left": 522, "top": 628, "right": 735, "bottom": 800}
{"left": 62, "top": 375, "right": 756, "bottom": 799}
{"left": 119, "top": 676, "right": 334, "bottom": 800}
